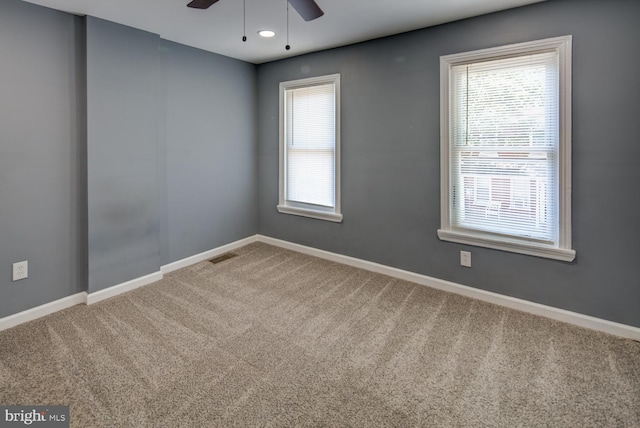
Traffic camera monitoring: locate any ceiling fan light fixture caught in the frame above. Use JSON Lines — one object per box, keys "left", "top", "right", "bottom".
{"left": 258, "top": 30, "right": 276, "bottom": 38}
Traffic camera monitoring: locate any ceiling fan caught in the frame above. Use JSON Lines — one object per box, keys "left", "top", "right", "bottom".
{"left": 187, "top": 0, "right": 324, "bottom": 22}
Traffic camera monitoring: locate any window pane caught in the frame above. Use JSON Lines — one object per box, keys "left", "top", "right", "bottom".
{"left": 287, "top": 149, "right": 335, "bottom": 207}
{"left": 285, "top": 82, "right": 336, "bottom": 208}
{"left": 286, "top": 84, "right": 335, "bottom": 150}
{"left": 450, "top": 51, "right": 559, "bottom": 244}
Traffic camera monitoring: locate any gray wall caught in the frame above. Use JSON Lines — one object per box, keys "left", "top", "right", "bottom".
{"left": 1, "top": 4, "right": 257, "bottom": 315}
{"left": 0, "top": 0, "right": 86, "bottom": 318}
{"left": 257, "top": 0, "right": 640, "bottom": 327}
{"left": 85, "top": 18, "right": 258, "bottom": 291}
{"left": 160, "top": 40, "right": 257, "bottom": 265}
{"left": 86, "top": 17, "right": 162, "bottom": 292}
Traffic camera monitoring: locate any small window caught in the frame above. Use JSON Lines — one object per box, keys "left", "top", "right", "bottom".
{"left": 277, "top": 74, "right": 342, "bottom": 222}
{"left": 438, "top": 36, "right": 575, "bottom": 261}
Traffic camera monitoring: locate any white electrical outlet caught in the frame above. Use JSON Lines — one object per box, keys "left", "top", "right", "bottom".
{"left": 460, "top": 251, "right": 471, "bottom": 268}
{"left": 12, "top": 261, "right": 28, "bottom": 281}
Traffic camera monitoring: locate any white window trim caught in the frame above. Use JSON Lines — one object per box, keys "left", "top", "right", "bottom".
{"left": 277, "top": 73, "right": 342, "bottom": 223}
{"left": 438, "top": 36, "right": 575, "bottom": 262}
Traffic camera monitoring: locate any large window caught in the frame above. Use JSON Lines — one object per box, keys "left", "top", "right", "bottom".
{"left": 278, "top": 74, "right": 342, "bottom": 222}
{"left": 438, "top": 36, "right": 575, "bottom": 261}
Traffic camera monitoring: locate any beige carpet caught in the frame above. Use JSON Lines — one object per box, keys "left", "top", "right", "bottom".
{"left": 1, "top": 242, "right": 639, "bottom": 427}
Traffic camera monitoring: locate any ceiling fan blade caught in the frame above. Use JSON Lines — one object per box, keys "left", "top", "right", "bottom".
{"left": 187, "top": 0, "right": 219, "bottom": 10}
{"left": 288, "top": 0, "right": 324, "bottom": 21}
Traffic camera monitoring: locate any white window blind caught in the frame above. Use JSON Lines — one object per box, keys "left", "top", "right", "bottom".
{"left": 285, "top": 82, "right": 336, "bottom": 207}
{"left": 438, "top": 36, "right": 574, "bottom": 261}
{"left": 278, "top": 73, "right": 341, "bottom": 223}
{"left": 450, "top": 52, "right": 559, "bottom": 243}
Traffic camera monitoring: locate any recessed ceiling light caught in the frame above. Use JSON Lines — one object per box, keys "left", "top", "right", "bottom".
{"left": 258, "top": 30, "right": 276, "bottom": 38}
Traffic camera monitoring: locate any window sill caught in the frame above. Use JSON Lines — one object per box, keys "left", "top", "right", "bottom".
{"left": 437, "top": 229, "right": 576, "bottom": 262}
{"left": 277, "top": 205, "right": 343, "bottom": 223}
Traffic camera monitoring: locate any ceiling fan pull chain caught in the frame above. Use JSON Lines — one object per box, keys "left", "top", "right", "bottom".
{"left": 285, "top": 0, "right": 291, "bottom": 50}
{"left": 242, "top": 0, "right": 247, "bottom": 42}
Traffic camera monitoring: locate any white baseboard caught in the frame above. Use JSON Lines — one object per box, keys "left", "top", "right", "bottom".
{"left": 161, "top": 235, "right": 259, "bottom": 274}
{"left": 256, "top": 235, "right": 640, "bottom": 341}
{"left": 86, "top": 235, "right": 264, "bottom": 304}
{"left": 0, "top": 292, "right": 87, "bottom": 332}
{"left": 86, "top": 271, "right": 164, "bottom": 305}
{"left": 3, "top": 234, "right": 638, "bottom": 342}
{"left": 0, "top": 236, "right": 261, "bottom": 331}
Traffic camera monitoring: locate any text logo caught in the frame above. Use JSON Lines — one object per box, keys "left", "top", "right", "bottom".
{"left": 0, "top": 406, "right": 68, "bottom": 428}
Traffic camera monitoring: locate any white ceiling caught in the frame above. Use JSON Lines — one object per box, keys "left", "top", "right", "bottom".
{"left": 22, "top": 0, "right": 546, "bottom": 64}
